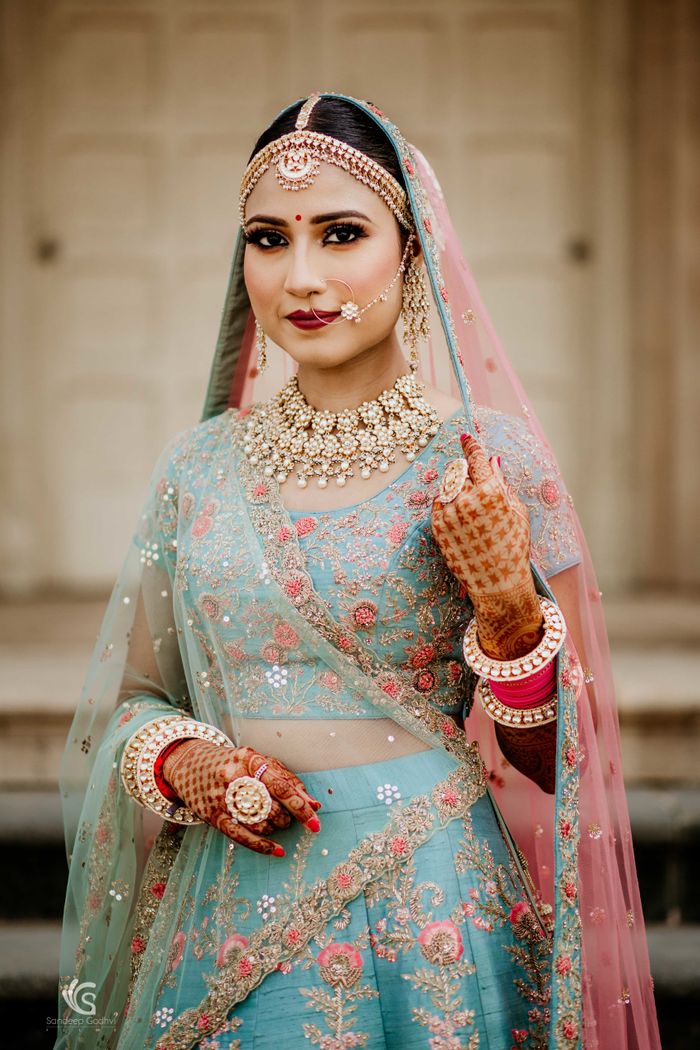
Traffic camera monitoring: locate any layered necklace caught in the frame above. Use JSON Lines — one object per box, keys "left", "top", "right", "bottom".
{"left": 241, "top": 373, "right": 441, "bottom": 489}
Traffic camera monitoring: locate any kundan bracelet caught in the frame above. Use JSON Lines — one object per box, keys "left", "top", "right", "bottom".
{"left": 479, "top": 678, "right": 558, "bottom": 728}
{"left": 120, "top": 715, "right": 233, "bottom": 825}
{"left": 463, "top": 596, "right": 566, "bottom": 681}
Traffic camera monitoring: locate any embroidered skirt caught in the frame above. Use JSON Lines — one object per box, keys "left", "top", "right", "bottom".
{"left": 122, "top": 748, "right": 551, "bottom": 1050}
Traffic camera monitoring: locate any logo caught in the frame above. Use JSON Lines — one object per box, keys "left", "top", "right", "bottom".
{"left": 61, "top": 978, "right": 97, "bottom": 1016}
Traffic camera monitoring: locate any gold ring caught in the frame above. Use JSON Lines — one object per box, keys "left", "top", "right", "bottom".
{"left": 225, "top": 776, "right": 272, "bottom": 825}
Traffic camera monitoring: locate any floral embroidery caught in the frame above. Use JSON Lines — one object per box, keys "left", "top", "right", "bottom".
{"left": 301, "top": 937, "right": 378, "bottom": 1047}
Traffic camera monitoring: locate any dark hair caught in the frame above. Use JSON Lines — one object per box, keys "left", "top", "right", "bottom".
{"left": 248, "top": 96, "right": 407, "bottom": 195}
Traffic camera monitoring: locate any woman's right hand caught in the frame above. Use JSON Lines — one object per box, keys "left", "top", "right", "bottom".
{"left": 162, "top": 740, "right": 321, "bottom": 856}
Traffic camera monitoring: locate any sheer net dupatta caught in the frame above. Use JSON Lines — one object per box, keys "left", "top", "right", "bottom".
{"left": 201, "top": 93, "right": 660, "bottom": 1049}
{"left": 56, "top": 436, "right": 191, "bottom": 1048}
{"left": 407, "top": 138, "right": 659, "bottom": 1048}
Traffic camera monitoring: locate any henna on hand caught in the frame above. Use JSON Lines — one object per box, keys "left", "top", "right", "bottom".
{"left": 162, "top": 740, "right": 320, "bottom": 856}
{"left": 495, "top": 721, "right": 557, "bottom": 794}
{"left": 431, "top": 435, "right": 544, "bottom": 661}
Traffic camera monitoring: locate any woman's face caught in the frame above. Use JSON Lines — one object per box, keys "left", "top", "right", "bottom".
{"left": 243, "top": 161, "right": 410, "bottom": 371}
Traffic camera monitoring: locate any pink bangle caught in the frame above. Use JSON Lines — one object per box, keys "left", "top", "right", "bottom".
{"left": 489, "top": 659, "right": 556, "bottom": 709}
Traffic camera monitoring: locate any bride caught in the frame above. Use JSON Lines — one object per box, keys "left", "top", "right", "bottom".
{"left": 55, "top": 92, "right": 660, "bottom": 1050}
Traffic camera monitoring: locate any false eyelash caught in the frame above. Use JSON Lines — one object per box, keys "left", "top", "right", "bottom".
{"left": 242, "top": 222, "right": 368, "bottom": 249}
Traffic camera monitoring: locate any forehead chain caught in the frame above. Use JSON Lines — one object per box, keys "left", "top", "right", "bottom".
{"left": 238, "top": 94, "right": 413, "bottom": 230}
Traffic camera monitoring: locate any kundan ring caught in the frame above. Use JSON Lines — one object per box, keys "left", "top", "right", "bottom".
{"left": 225, "top": 776, "right": 272, "bottom": 825}
{"left": 438, "top": 458, "right": 470, "bottom": 504}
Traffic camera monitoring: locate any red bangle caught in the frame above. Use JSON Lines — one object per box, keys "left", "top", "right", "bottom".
{"left": 489, "top": 659, "right": 557, "bottom": 709}
{"left": 153, "top": 739, "right": 190, "bottom": 802}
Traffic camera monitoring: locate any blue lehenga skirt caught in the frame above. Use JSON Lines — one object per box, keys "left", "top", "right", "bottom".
{"left": 123, "top": 748, "right": 551, "bottom": 1049}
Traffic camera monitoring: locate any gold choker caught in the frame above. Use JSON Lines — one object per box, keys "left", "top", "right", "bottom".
{"left": 241, "top": 374, "right": 441, "bottom": 489}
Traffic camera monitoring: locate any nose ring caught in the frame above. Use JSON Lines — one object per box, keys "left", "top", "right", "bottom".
{"left": 308, "top": 278, "right": 360, "bottom": 324}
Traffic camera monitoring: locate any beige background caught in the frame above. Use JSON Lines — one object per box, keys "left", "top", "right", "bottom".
{"left": 1, "top": 0, "right": 698, "bottom": 599}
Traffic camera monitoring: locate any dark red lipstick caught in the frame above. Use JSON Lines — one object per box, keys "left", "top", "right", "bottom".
{"left": 286, "top": 309, "right": 340, "bottom": 330}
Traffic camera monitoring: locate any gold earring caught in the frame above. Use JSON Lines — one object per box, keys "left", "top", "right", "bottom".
{"left": 402, "top": 252, "right": 430, "bottom": 372}
{"left": 255, "top": 319, "right": 268, "bottom": 373}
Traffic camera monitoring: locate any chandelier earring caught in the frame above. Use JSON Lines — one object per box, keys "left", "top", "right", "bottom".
{"left": 402, "top": 247, "right": 431, "bottom": 372}
{"left": 254, "top": 318, "right": 268, "bottom": 373}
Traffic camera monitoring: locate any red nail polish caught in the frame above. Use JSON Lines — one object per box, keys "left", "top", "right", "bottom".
{"left": 306, "top": 816, "right": 321, "bottom": 833}
{"left": 273, "top": 845, "right": 285, "bottom": 857}
{"left": 497, "top": 456, "right": 502, "bottom": 468}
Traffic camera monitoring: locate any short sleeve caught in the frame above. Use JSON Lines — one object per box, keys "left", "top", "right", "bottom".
{"left": 476, "top": 406, "right": 582, "bottom": 578}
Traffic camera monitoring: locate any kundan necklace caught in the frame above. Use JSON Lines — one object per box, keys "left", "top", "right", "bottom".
{"left": 241, "top": 373, "right": 441, "bottom": 489}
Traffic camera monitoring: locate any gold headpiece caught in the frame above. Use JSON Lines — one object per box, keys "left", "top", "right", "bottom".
{"left": 239, "top": 93, "right": 413, "bottom": 230}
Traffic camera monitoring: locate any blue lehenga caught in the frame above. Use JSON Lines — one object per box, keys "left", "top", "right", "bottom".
{"left": 91, "top": 404, "right": 580, "bottom": 1050}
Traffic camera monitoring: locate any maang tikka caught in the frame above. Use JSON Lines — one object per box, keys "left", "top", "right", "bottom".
{"left": 255, "top": 318, "right": 268, "bottom": 373}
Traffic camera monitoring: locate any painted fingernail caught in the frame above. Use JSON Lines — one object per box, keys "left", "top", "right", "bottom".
{"left": 273, "top": 845, "right": 285, "bottom": 857}
{"left": 497, "top": 456, "right": 502, "bottom": 468}
{"left": 306, "top": 816, "right": 321, "bottom": 833}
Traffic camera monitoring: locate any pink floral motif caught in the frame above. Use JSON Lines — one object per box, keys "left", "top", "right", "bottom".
{"left": 169, "top": 930, "right": 186, "bottom": 972}
{"left": 509, "top": 902, "right": 531, "bottom": 928}
{"left": 423, "top": 468, "right": 439, "bottom": 483}
{"left": 559, "top": 819, "right": 572, "bottom": 839}
{"left": 224, "top": 641, "right": 245, "bottom": 661}
{"left": 215, "top": 932, "right": 249, "bottom": 968}
{"left": 282, "top": 571, "right": 310, "bottom": 606}
{"left": 273, "top": 623, "right": 299, "bottom": 648}
{"left": 564, "top": 881, "right": 577, "bottom": 902}
{"left": 131, "top": 936, "right": 146, "bottom": 954}
{"left": 320, "top": 670, "right": 340, "bottom": 692}
{"left": 409, "top": 643, "right": 436, "bottom": 669}
{"left": 337, "top": 634, "right": 354, "bottom": 651}
{"left": 565, "top": 746, "right": 577, "bottom": 768}
{"left": 439, "top": 286, "right": 449, "bottom": 304}
{"left": 387, "top": 522, "right": 409, "bottom": 546}
{"left": 238, "top": 957, "right": 253, "bottom": 978}
{"left": 150, "top": 881, "right": 166, "bottom": 900}
{"left": 562, "top": 1019, "right": 578, "bottom": 1040}
{"left": 200, "top": 596, "right": 220, "bottom": 620}
{"left": 423, "top": 216, "right": 432, "bottom": 235}
{"left": 95, "top": 825, "right": 110, "bottom": 845}
{"left": 118, "top": 710, "right": 135, "bottom": 726}
{"left": 418, "top": 920, "right": 463, "bottom": 964}
{"left": 252, "top": 483, "right": 269, "bottom": 499}
{"left": 555, "top": 954, "right": 572, "bottom": 975}
{"left": 261, "top": 643, "right": 282, "bottom": 664}
{"left": 192, "top": 502, "right": 217, "bottom": 538}
{"left": 404, "top": 158, "right": 415, "bottom": 176}
{"left": 440, "top": 718, "right": 457, "bottom": 738}
{"left": 407, "top": 490, "right": 429, "bottom": 507}
{"left": 317, "top": 942, "right": 363, "bottom": 989}
{"left": 294, "top": 516, "right": 317, "bottom": 537}
{"left": 439, "top": 787, "right": 460, "bottom": 808}
{"left": 414, "top": 669, "right": 436, "bottom": 693}
{"left": 447, "top": 660, "right": 463, "bottom": 683}
{"left": 511, "top": 1029, "right": 528, "bottom": 1045}
{"left": 381, "top": 679, "right": 399, "bottom": 698}
{"left": 350, "top": 600, "right": 378, "bottom": 629}
{"left": 539, "top": 478, "right": 561, "bottom": 508}
{"left": 196, "top": 1013, "right": 212, "bottom": 1032}
{"left": 285, "top": 927, "right": 301, "bottom": 947}
{"left": 276, "top": 526, "right": 293, "bottom": 543}
{"left": 389, "top": 835, "right": 409, "bottom": 856}
{"left": 561, "top": 668, "right": 573, "bottom": 688}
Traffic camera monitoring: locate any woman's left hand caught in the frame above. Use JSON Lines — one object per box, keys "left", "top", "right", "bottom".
{"left": 431, "top": 434, "right": 543, "bottom": 660}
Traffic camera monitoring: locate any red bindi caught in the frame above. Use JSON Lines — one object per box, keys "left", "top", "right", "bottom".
{"left": 295, "top": 214, "right": 302, "bottom": 221}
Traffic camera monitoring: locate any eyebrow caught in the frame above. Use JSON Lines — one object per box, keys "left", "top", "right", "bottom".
{"left": 244, "top": 209, "right": 375, "bottom": 228}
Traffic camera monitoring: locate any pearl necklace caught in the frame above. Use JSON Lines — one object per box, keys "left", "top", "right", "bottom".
{"left": 241, "top": 373, "right": 441, "bottom": 489}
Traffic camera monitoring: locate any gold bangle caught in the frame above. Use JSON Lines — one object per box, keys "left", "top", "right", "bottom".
{"left": 463, "top": 596, "right": 566, "bottom": 681}
{"left": 479, "top": 679, "right": 558, "bottom": 728}
{"left": 120, "top": 715, "right": 232, "bottom": 825}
